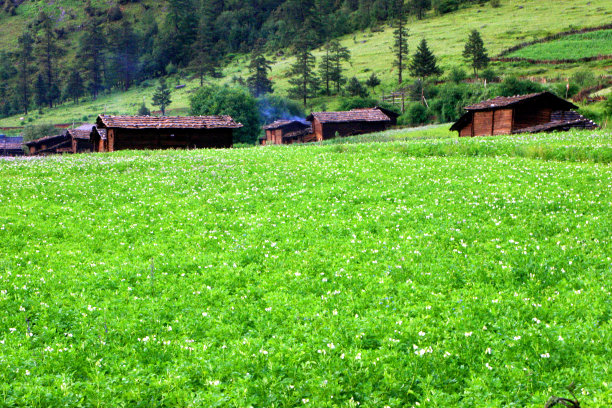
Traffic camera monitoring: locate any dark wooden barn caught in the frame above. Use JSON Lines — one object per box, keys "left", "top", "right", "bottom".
{"left": 94, "top": 115, "right": 243, "bottom": 152}
{"left": 351, "top": 107, "right": 400, "bottom": 126}
{"left": 450, "top": 92, "right": 598, "bottom": 137}
{"left": 306, "top": 108, "right": 393, "bottom": 141}
{"left": 65, "top": 125, "right": 94, "bottom": 153}
{"left": 90, "top": 127, "right": 108, "bottom": 153}
{"left": 261, "top": 120, "right": 314, "bottom": 145}
{"left": 25, "top": 133, "right": 73, "bottom": 155}
{"left": 0, "top": 135, "right": 24, "bottom": 156}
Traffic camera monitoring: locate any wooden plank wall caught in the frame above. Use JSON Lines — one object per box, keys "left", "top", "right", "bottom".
{"left": 513, "top": 107, "right": 552, "bottom": 131}
{"left": 111, "top": 128, "right": 233, "bottom": 151}
{"left": 473, "top": 111, "right": 493, "bottom": 136}
{"left": 493, "top": 109, "right": 513, "bottom": 135}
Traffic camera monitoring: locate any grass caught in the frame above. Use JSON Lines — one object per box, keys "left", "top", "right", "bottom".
{"left": 507, "top": 29, "right": 612, "bottom": 60}
{"left": 0, "top": 130, "right": 611, "bottom": 407}
{"left": 1, "top": 0, "right": 611, "bottom": 127}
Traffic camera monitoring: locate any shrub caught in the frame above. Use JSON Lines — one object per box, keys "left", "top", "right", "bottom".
{"left": 22, "top": 124, "right": 57, "bottom": 143}
{"left": 498, "top": 77, "right": 544, "bottom": 97}
{"left": 570, "top": 69, "right": 597, "bottom": 89}
{"left": 137, "top": 103, "right": 151, "bottom": 116}
{"left": 433, "top": 0, "right": 459, "bottom": 14}
{"left": 165, "top": 62, "right": 178, "bottom": 76}
{"left": 480, "top": 68, "right": 499, "bottom": 83}
{"left": 604, "top": 96, "right": 612, "bottom": 118}
{"left": 190, "top": 85, "right": 260, "bottom": 144}
{"left": 398, "top": 103, "right": 430, "bottom": 126}
{"left": 447, "top": 66, "right": 467, "bottom": 84}
{"left": 549, "top": 82, "right": 580, "bottom": 99}
{"left": 337, "top": 97, "right": 379, "bottom": 111}
{"left": 490, "top": 0, "right": 501, "bottom": 8}
{"left": 107, "top": 6, "right": 123, "bottom": 21}
{"left": 346, "top": 77, "right": 369, "bottom": 97}
{"left": 577, "top": 107, "right": 602, "bottom": 123}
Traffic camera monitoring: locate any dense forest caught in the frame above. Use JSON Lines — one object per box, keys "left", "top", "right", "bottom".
{"left": 0, "top": 0, "right": 498, "bottom": 117}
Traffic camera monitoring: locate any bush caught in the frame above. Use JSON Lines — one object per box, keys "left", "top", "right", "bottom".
{"left": 107, "top": 6, "right": 123, "bottom": 21}
{"left": 480, "top": 68, "right": 499, "bottom": 83}
{"left": 433, "top": 0, "right": 459, "bottom": 14}
{"left": 577, "top": 107, "right": 602, "bottom": 123}
{"left": 22, "top": 124, "right": 57, "bottom": 143}
{"left": 165, "top": 62, "right": 178, "bottom": 76}
{"left": 337, "top": 97, "right": 379, "bottom": 111}
{"left": 398, "top": 103, "right": 430, "bottom": 126}
{"left": 447, "top": 66, "right": 467, "bottom": 84}
{"left": 549, "top": 82, "right": 580, "bottom": 99}
{"left": 257, "top": 95, "right": 305, "bottom": 124}
{"left": 498, "top": 77, "right": 544, "bottom": 97}
{"left": 137, "top": 103, "right": 151, "bottom": 116}
{"left": 570, "top": 70, "right": 597, "bottom": 89}
{"left": 604, "top": 96, "right": 612, "bottom": 118}
{"left": 346, "top": 77, "right": 369, "bottom": 97}
{"left": 190, "top": 85, "right": 260, "bottom": 144}
{"left": 490, "top": 0, "right": 501, "bottom": 7}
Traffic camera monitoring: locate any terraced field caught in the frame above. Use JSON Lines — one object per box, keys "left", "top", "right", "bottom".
{"left": 507, "top": 29, "right": 612, "bottom": 61}
{"left": 0, "top": 130, "right": 611, "bottom": 407}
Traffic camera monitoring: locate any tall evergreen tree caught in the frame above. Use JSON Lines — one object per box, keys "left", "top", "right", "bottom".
{"left": 410, "top": 0, "right": 431, "bottom": 20}
{"left": 189, "top": 5, "right": 219, "bottom": 86}
{"left": 65, "top": 70, "right": 85, "bottom": 103}
{"left": 318, "top": 42, "right": 333, "bottom": 96}
{"left": 16, "top": 31, "right": 34, "bottom": 114}
{"left": 329, "top": 40, "right": 351, "bottom": 94}
{"left": 391, "top": 0, "right": 409, "bottom": 85}
{"left": 410, "top": 39, "right": 441, "bottom": 79}
{"left": 463, "top": 29, "right": 489, "bottom": 78}
{"left": 79, "top": 13, "right": 105, "bottom": 98}
{"left": 106, "top": 20, "right": 139, "bottom": 91}
{"left": 287, "top": 37, "right": 318, "bottom": 107}
{"left": 162, "top": 0, "right": 198, "bottom": 67}
{"left": 152, "top": 78, "right": 172, "bottom": 116}
{"left": 34, "top": 73, "right": 48, "bottom": 108}
{"left": 246, "top": 41, "right": 273, "bottom": 97}
{"left": 35, "top": 11, "right": 64, "bottom": 108}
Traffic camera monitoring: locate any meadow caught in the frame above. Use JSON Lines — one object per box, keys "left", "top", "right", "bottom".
{"left": 506, "top": 29, "right": 612, "bottom": 61}
{"left": 1, "top": 129, "right": 611, "bottom": 407}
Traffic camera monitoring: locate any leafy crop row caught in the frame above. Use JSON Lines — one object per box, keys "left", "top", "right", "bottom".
{"left": 0, "top": 132, "right": 611, "bottom": 407}
{"left": 507, "top": 29, "right": 612, "bottom": 61}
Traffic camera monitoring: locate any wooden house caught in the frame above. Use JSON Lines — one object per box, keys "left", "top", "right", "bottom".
{"left": 450, "top": 92, "right": 597, "bottom": 137}
{"left": 94, "top": 115, "right": 243, "bottom": 152}
{"left": 261, "top": 120, "right": 314, "bottom": 145}
{"left": 90, "top": 127, "right": 108, "bottom": 152}
{"left": 25, "top": 133, "right": 72, "bottom": 155}
{"left": 351, "top": 107, "right": 400, "bottom": 126}
{"left": 65, "top": 125, "right": 94, "bottom": 153}
{"left": 0, "top": 135, "right": 24, "bottom": 156}
{"left": 306, "top": 108, "right": 393, "bottom": 141}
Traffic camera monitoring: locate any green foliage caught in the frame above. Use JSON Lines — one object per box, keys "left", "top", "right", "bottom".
{"left": 346, "top": 77, "right": 368, "bottom": 97}
{"left": 337, "top": 97, "right": 379, "bottom": 111}
{"left": 152, "top": 78, "right": 172, "bottom": 116}
{"left": 287, "top": 37, "right": 319, "bottom": 107}
{"left": 480, "top": 68, "right": 499, "bottom": 83}
{"left": 247, "top": 45, "right": 274, "bottom": 97}
{"left": 190, "top": 85, "right": 260, "bottom": 144}
{"left": 137, "top": 102, "right": 151, "bottom": 116}
{"left": 463, "top": 29, "right": 489, "bottom": 77}
{"left": 433, "top": 0, "right": 459, "bottom": 14}
{"left": 410, "top": 38, "right": 442, "bottom": 79}
{"left": 570, "top": 70, "right": 597, "bottom": 90}
{"left": 603, "top": 96, "right": 612, "bottom": 118}
{"left": 447, "top": 66, "right": 467, "bottom": 84}
{"left": 490, "top": 0, "right": 501, "bottom": 7}
{"left": 21, "top": 123, "right": 56, "bottom": 142}
{"left": 365, "top": 73, "right": 381, "bottom": 89}
{"left": 65, "top": 71, "right": 85, "bottom": 104}
{"left": 498, "top": 77, "right": 544, "bottom": 97}
{"left": 399, "top": 103, "right": 430, "bottom": 125}
{"left": 392, "top": 1, "right": 410, "bottom": 84}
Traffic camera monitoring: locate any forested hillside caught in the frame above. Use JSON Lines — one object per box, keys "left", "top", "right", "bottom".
{"left": 0, "top": 0, "right": 610, "bottom": 131}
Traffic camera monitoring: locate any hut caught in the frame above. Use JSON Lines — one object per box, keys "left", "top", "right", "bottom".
{"left": 65, "top": 124, "right": 95, "bottom": 153}
{"left": 94, "top": 115, "right": 243, "bottom": 152}
{"left": 351, "top": 107, "right": 400, "bottom": 126}
{"left": 90, "top": 127, "right": 108, "bottom": 152}
{"left": 25, "top": 133, "right": 72, "bottom": 155}
{"left": 450, "top": 92, "right": 597, "bottom": 137}
{"left": 306, "top": 108, "right": 393, "bottom": 141}
{"left": 261, "top": 120, "right": 314, "bottom": 145}
{"left": 0, "top": 135, "right": 24, "bottom": 156}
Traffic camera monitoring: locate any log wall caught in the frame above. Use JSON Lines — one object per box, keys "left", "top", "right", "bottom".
{"left": 513, "top": 107, "right": 552, "bottom": 131}
{"left": 313, "top": 119, "right": 390, "bottom": 141}
{"left": 107, "top": 128, "right": 233, "bottom": 152}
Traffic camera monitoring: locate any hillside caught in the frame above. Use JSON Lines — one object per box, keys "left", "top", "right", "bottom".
{"left": 1, "top": 129, "right": 611, "bottom": 406}
{"left": 0, "top": 0, "right": 610, "bottom": 128}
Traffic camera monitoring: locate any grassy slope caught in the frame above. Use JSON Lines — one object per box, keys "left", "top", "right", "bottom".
{"left": 0, "top": 130, "right": 611, "bottom": 406}
{"left": 0, "top": 0, "right": 611, "bottom": 127}
{"left": 507, "top": 29, "right": 612, "bottom": 60}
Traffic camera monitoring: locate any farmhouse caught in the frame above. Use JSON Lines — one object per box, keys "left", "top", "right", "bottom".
{"left": 94, "top": 115, "right": 243, "bottom": 152}
{"left": 450, "top": 92, "right": 598, "bottom": 137}
{"left": 261, "top": 120, "right": 314, "bottom": 145}
{"left": 351, "top": 107, "right": 401, "bottom": 126}
{"left": 25, "top": 133, "right": 72, "bottom": 155}
{"left": 306, "top": 108, "right": 393, "bottom": 141}
{"left": 0, "top": 135, "right": 24, "bottom": 156}
{"left": 65, "top": 125, "right": 94, "bottom": 153}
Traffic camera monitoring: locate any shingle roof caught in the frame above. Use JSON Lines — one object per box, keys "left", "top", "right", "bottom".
{"left": 307, "top": 109, "right": 391, "bottom": 124}
{"left": 263, "top": 120, "right": 310, "bottom": 130}
{"left": 464, "top": 92, "right": 577, "bottom": 111}
{"left": 351, "top": 107, "right": 400, "bottom": 119}
{"left": 514, "top": 118, "right": 598, "bottom": 134}
{"left": 0, "top": 136, "right": 23, "bottom": 150}
{"left": 66, "top": 124, "right": 96, "bottom": 140}
{"left": 283, "top": 127, "right": 313, "bottom": 139}
{"left": 25, "top": 134, "right": 68, "bottom": 147}
{"left": 96, "top": 115, "right": 243, "bottom": 129}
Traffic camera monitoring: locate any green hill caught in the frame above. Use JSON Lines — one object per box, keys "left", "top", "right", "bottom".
{"left": 0, "top": 0, "right": 610, "bottom": 128}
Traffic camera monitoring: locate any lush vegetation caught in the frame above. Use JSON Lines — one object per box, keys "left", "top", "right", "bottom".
{"left": 1, "top": 129, "right": 611, "bottom": 407}
{"left": 507, "top": 29, "right": 612, "bottom": 61}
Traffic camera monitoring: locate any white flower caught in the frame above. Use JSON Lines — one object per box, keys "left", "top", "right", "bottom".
{"left": 513, "top": 336, "right": 521, "bottom": 341}
{"left": 464, "top": 332, "right": 473, "bottom": 337}
{"left": 9, "top": 328, "right": 16, "bottom": 333}
{"left": 25, "top": 370, "right": 30, "bottom": 376}
{"left": 485, "top": 347, "right": 492, "bottom": 354}
{"left": 327, "top": 343, "right": 335, "bottom": 349}
{"left": 444, "top": 351, "right": 451, "bottom": 358}
{"left": 259, "top": 349, "right": 268, "bottom": 355}
{"left": 167, "top": 326, "right": 172, "bottom": 331}
{"left": 540, "top": 353, "right": 550, "bottom": 358}
{"left": 202, "top": 312, "right": 208, "bottom": 317}
{"left": 340, "top": 353, "right": 345, "bottom": 359}
{"left": 418, "top": 331, "right": 426, "bottom": 336}
{"left": 558, "top": 335, "right": 564, "bottom": 341}
{"left": 355, "top": 352, "right": 361, "bottom": 360}
{"left": 19, "top": 306, "right": 25, "bottom": 312}
{"left": 302, "top": 399, "right": 309, "bottom": 404}
{"left": 485, "top": 363, "right": 493, "bottom": 370}
{"left": 265, "top": 307, "right": 272, "bottom": 312}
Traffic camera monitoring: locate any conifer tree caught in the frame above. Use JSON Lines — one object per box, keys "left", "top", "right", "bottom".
{"left": 65, "top": 70, "right": 85, "bottom": 103}
{"left": 410, "top": 39, "right": 441, "bottom": 79}
{"left": 463, "top": 29, "right": 489, "bottom": 78}
{"left": 16, "top": 31, "right": 34, "bottom": 114}
{"left": 34, "top": 73, "right": 48, "bottom": 108}
{"left": 329, "top": 40, "right": 351, "bottom": 94}
{"left": 410, "top": 0, "right": 431, "bottom": 20}
{"left": 189, "top": 3, "right": 219, "bottom": 86}
{"left": 392, "top": 0, "right": 409, "bottom": 84}
{"left": 79, "top": 13, "right": 105, "bottom": 98}
{"left": 35, "top": 11, "right": 64, "bottom": 108}
{"left": 152, "top": 78, "right": 172, "bottom": 116}
{"left": 288, "top": 37, "right": 318, "bottom": 107}
{"left": 318, "top": 42, "right": 333, "bottom": 96}
{"left": 365, "top": 73, "right": 381, "bottom": 91}
{"left": 246, "top": 41, "right": 273, "bottom": 97}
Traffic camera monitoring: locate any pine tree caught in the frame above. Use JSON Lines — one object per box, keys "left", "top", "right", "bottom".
{"left": 346, "top": 77, "right": 368, "bottom": 97}
{"left": 152, "top": 78, "right": 172, "bottom": 116}
{"left": 410, "top": 0, "right": 431, "bottom": 20}
{"left": 79, "top": 13, "right": 105, "bottom": 98}
{"left": 34, "top": 73, "right": 48, "bottom": 108}
{"left": 16, "top": 31, "right": 34, "bottom": 114}
{"left": 365, "top": 73, "right": 381, "bottom": 91}
{"left": 35, "top": 11, "right": 64, "bottom": 108}
{"left": 65, "top": 70, "right": 84, "bottom": 103}
{"left": 410, "top": 39, "right": 441, "bottom": 79}
{"left": 329, "top": 40, "right": 351, "bottom": 94}
{"left": 288, "top": 37, "right": 318, "bottom": 107}
{"left": 463, "top": 29, "right": 489, "bottom": 78}
{"left": 392, "top": 0, "right": 409, "bottom": 85}
{"left": 247, "top": 41, "right": 273, "bottom": 97}
{"left": 189, "top": 3, "right": 219, "bottom": 86}
{"left": 106, "top": 20, "right": 139, "bottom": 91}
{"left": 318, "top": 42, "right": 333, "bottom": 96}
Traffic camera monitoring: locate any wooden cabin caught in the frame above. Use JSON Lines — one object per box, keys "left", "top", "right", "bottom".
{"left": 65, "top": 125, "right": 94, "bottom": 153}
{"left": 25, "top": 133, "right": 72, "bottom": 155}
{"left": 261, "top": 120, "right": 314, "bottom": 145}
{"left": 94, "top": 115, "right": 243, "bottom": 152}
{"left": 351, "top": 107, "right": 400, "bottom": 126}
{"left": 0, "top": 135, "right": 24, "bottom": 156}
{"left": 450, "top": 92, "right": 597, "bottom": 137}
{"left": 90, "top": 127, "right": 108, "bottom": 152}
{"left": 306, "top": 108, "right": 393, "bottom": 141}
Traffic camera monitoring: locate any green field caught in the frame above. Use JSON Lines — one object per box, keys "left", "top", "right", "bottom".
{"left": 507, "top": 29, "right": 612, "bottom": 61}
{"left": 1, "top": 129, "right": 611, "bottom": 407}
{"left": 1, "top": 0, "right": 611, "bottom": 127}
